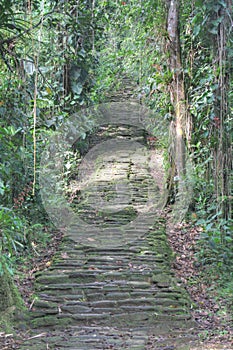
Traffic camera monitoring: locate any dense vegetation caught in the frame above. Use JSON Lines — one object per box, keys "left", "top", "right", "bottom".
{"left": 0, "top": 0, "right": 232, "bottom": 327}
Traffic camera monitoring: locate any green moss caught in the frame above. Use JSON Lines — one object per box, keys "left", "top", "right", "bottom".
{"left": 0, "top": 267, "right": 25, "bottom": 331}
{"left": 152, "top": 273, "right": 173, "bottom": 287}
{"left": 31, "top": 315, "right": 71, "bottom": 328}
{"left": 0, "top": 270, "right": 23, "bottom": 312}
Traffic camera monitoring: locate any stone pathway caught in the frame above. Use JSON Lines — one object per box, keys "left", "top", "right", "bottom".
{"left": 19, "top": 85, "right": 200, "bottom": 349}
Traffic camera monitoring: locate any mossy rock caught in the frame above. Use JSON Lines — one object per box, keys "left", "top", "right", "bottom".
{"left": 0, "top": 270, "right": 24, "bottom": 311}
{"left": 0, "top": 268, "right": 25, "bottom": 331}
{"left": 151, "top": 273, "right": 173, "bottom": 287}
{"left": 31, "top": 315, "right": 71, "bottom": 328}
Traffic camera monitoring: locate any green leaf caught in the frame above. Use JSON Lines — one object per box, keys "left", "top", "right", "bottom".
{"left": 208, "top": 27, "right": 218, "bottom": 35}
{"left": 0, "top": 179, "right": 5, "bottom": 195}
{"left": 71, "top": 84, "right": 83, "bottom": 95}
{"left": 218, "top": 0, "right": 227, "bottom": 7}
{"left": 193, "top": 24, "right": 201, "bottom": 37}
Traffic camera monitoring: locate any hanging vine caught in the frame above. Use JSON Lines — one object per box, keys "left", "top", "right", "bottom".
{"left": 215, "top": 0, "right": 232, "bottom": 222}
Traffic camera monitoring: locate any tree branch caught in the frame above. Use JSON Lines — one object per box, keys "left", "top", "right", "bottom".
{"left": 0, "top": 12, "right": 54, "bottom": 47}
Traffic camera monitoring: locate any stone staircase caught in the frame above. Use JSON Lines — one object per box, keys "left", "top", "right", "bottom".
{"left": 20, "top": 231, "right": 197, "bottom": 349}
{"left": 19, "top": 85, "right": 199, "bottom": 349}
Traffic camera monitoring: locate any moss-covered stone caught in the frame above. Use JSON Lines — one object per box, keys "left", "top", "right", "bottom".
{"left": 0, "top": 267, "right": 25, "bottom": 331}
{"left": 151, "top": 273, "right": 173, "bottom": 287}
{"left": 31, "top": 315, "right": 71, "bottom": 328}
{"left": 0, "top": 270, "right": 23, "bottom": 312}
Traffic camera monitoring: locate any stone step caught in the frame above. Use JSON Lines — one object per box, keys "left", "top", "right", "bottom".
{"left": 33, "top": 296, "right": 187, "bottom": 312}
{"left": 30, "top": 310, "right": 193, "bottom": 329}
{"left": 37, "top": 280, "right": 154, "bottom": 293}
{"left": 19, "top": 326, "right": 198, "bottom": 350}
{"left": 36, "top": 290, "right": 189, "bottom": 304}
{"left": 59, "top": 239, "right": 165, "bottom": 251}
{"left": 31, "top": 303, "right": 188, "bottom": 319}
{"left": 35, "top": 270, "right": 166, "bottom": 284}
{"left": 50, "top": 256, "right": 167, "bottom": 267}
{"left": 85, "top": 289, "right": 184, "bottom": 301}
{"left": 40, "top": 265, "right": 166, "bottom": 276}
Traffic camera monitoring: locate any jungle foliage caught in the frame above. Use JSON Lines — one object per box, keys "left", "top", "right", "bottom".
{"left": 0, "top": 0, "right": 232, "bottom": 310}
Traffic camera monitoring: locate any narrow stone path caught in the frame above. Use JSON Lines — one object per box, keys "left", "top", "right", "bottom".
{"left": 19, "top": 84, "right": 199, "bottom": 349}
{"left": 21, "top": 235, "right": 196, "bottom": 349}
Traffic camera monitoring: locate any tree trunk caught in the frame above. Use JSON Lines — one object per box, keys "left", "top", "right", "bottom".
{"left": 215, "top": 0, "right": 232, "bottom": 222}
{"left": 167, "top": 0, "right": 186, "bottom": 176}
{"left": 166, "top": 0, "right": 191, "bottom": 220}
